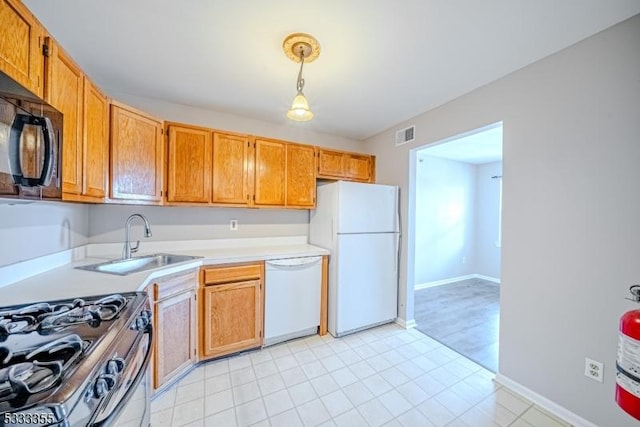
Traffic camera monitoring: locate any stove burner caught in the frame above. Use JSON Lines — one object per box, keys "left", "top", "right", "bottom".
{"left": 0, "top": 334, "right": 85, "bottom": 401}
{"left": 0, "top": 316, "right": 35, "bottom": 336}
{"left": 0, "top": 334, "right": 85, "bottom": 369}
{"left": 0, "top": 294, "right": 128, "bottom": 338}
{"left": 4, "top": 360, "right": 62, "bottom": 396}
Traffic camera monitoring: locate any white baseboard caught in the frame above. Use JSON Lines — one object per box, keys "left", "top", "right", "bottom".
{"left": 475, "top": 274, "right": 500, "bottom": 284}
{"left": 395, "top": 318, "right": 417, "bottom": 329}
{"left": 415, "top": 273, "right": 500, "bottom": 290}
{"left": 494, "top": 373, "right": 598, "bottom": 427}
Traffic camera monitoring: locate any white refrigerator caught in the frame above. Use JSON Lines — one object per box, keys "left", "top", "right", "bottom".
{"left": 309, "top": 181, "right": 400, "bottom": 337}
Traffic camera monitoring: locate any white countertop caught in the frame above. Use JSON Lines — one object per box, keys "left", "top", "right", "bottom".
{"left": 0, "top": 238, "right": 329, "bottom": 306}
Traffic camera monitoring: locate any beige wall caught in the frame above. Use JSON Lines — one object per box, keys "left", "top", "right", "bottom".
{"left": 0, "top": 201, "right": 89, "bottom": 267}
{"left": 365, "top": 14, "right": 640, "bottom": 427}
{"left": 88, "top": 204, "right": 308, "bottom": 244}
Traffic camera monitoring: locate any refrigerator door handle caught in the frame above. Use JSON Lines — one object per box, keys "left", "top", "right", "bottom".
{"left": 331, "top": 216, "right": 334, "bottom": 239}
{"left": 394, "top": 233, "right": 400, "bottom": 275}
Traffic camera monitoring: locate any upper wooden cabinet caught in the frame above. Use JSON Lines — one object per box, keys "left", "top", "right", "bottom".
{"left": 253, "top": 138, "right": 318, "bottom": 208}
{"left": 0, "top": 0, "right": 45, "bottom": 97}
{"left": 316, "top": 149, "right": 344, "bottom": 178}
{"left": 166, "top": 123, "right": 212, "bottom": 203}
{"left": 166, "top": 125, "right": 252, "bottom": 206}
{"left": 286, "top": 143, "right": 316, "bottom": 208}
{"left": 345, "top": 152, "right": 375, "bottom": 182}
{"left": 44, "top": 38, "right": 84, "bottom": 196}
{"left": 81, "top": 79, "right": 109, "bottom": 200}
{"left": 165, "top": 122, "right": 322, "bottom": 209}
{"left": 48, "top": 69, "right": 109, "bottom": 202}
{"left": 110, "top": 101, "right": 164, "bottom": 203}
{"left": 254, "top": 138, "right": 285, "bottom": 207}
{"left": 212, "top": 132, "right": 251, "bottom": 206}
{"left": 317, "top": 148, "right": 375, "bottom": 183}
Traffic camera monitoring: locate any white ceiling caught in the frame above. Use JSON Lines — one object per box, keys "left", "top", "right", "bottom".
{"left": 418, "top": 123, "right": 503, "bottom": 165}
{"left": 24, "top": 1, "right": 640, "bottom": 141}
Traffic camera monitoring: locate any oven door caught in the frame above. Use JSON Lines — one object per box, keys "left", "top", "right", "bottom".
{"left": 102, "top": 363, "right": 150, "bottom": 427}
{"left": 91, "top": 325, "right": 152, "bottom": 427}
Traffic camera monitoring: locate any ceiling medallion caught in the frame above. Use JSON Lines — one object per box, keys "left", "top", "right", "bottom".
{"left": 282, "top": 33, "right": 321, "bottom": 63}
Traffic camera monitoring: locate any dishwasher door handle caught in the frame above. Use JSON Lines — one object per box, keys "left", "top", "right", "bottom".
{"left": 266, "top": 256, "right": 322, "bottom": 268}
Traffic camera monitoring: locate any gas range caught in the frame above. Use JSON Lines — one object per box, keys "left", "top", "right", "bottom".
{"left": 0, "top": 292, "right": 152, "bottom": 426}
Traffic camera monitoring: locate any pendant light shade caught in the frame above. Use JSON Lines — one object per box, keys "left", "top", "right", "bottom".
{"left": 283, "top": 33, "right": 320, "bottom": 122}
{"left": 287, "top": 92, "right": 314, "bottom": 121}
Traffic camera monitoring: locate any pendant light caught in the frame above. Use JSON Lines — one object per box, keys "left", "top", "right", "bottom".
{"left": 283, "top": 33, "right": 320, "bottom": 122}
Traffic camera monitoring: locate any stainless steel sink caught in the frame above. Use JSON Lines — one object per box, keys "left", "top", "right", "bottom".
{"left": 75, "top": 253, "right": 203, "bottom": 276}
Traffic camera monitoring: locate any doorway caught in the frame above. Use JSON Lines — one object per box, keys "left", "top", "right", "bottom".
{"left": 410, "top": 122, "right": 502, "bottom": 372}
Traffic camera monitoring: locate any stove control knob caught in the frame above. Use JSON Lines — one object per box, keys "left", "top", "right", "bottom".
{"left": 131, "top": 311, "right": 150, "bottom": 331}
{"left": 94, "top": 378, "right": 108, "bottom": 398}
{"left": 93, "top": 374, "right": 116, "bottom": 398}
{"left": 107, "top": 357, "right": 125, "bottom": 375}
{"left": 135, "top": 317, "right": 146, "bottom": 331}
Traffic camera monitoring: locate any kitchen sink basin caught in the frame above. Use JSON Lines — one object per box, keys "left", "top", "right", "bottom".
{"left": 75, "top": 253, "right": 203, "bottom": 276}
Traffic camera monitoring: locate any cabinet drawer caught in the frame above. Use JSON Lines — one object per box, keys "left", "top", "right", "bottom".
{"left": 203, "top": 263, "right": 262, "bottom": 285}
{"left": 154, "top": 270, "right": 198, "bottom": 300}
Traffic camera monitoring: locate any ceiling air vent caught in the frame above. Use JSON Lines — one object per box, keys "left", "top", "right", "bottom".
{"left": 395, "top": 125, "right": 415, "bottom": 146}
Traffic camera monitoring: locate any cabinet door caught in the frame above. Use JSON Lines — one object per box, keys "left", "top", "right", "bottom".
{"left": 286, "top": 143, "right": 316, "bottom": 208}
{"left": 82, "top": 78, "right": 109, "bottom": 199}
{"left": 317, "top": 149, "right": 345, "bottom": 179}
{"left": 201, "top": 279, "right": 262, "bottom": 359}
{"left": 212, "top": 132, "right": 250, "bottom": 205}
{"left": 154, "top": 290, "right": 196, "bottom": 389}
{"left": 44, "top": 38, "right": 84, "bottom": 196}
{"left": 110, "top": 103, "right": 164, "bottom": 203}
{"left": 254, "top": 139, "right": 285, "bottom": 206}
{"left": 0, "top": 0, "right": 44, "bottom": 97}
{"left": 345, "top": 154, "right": 372, "bottom": 182}
{"left": 167, "top": 125, "right": 212, "bottom": 203}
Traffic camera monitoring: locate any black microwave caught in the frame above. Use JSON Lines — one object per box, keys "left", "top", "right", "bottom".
{"left": 0, "top": 73, "right": 63, "bottom": 200}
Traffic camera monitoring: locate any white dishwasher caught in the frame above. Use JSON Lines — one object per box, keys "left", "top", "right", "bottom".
{"left": 264, "top": 256, "right": 323, "bottom": 346}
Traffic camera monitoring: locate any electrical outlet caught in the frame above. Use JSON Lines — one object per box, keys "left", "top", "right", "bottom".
{"left": 229, "top": 219, "right": 238, "bottom": 231}
{"left": 584, "top": 357, "right": 604, "bottom": 382}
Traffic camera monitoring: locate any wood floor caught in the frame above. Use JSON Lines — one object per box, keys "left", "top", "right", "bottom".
{"left": 413, "top": 278, "right": 499, "bottom": 372}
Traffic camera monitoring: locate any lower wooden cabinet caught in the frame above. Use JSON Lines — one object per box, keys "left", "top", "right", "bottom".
{"left": 152, "top": 270, "right": 197, "bottom": 390}
{"left": 199, "top": 262, "right": 264, "bottom": 360}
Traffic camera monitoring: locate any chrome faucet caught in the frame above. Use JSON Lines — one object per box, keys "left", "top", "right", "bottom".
{"left": 123, "top": 214, "right": 152, "bottom": 259}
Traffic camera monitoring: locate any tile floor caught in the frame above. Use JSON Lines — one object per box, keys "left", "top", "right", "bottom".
{"left": 150, "top": 324, "right": 571, "bottom": 427}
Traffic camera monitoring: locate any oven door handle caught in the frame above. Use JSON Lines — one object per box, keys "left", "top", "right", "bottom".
{"left": 91, "top": 323, "right": 153, "bottom": 427}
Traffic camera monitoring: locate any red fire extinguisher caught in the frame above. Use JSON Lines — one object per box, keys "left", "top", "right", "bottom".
{"left": 616, "top": 285, "right": 640, "bottom": 420}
